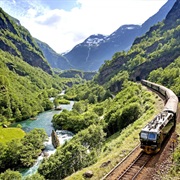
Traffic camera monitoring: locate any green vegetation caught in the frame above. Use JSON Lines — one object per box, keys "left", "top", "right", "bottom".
{"left": 0, "top": 169, "right": 45, "bottom": 180}
{"left": 0, "top": 127, "right": 25, "bottom": 144}
{"left": 65, "top": 81, "right": 112, "bottom": 102}
{"left": 52, "top": 81, "right": 112, "bottom": 132}
{"left": 38, "top": 124, "right": 106, "bottom": 179}
{"left": 0, "top": 169, "right": 22, "bottom": 180}
{"left": 38, "top": 81, "right": 157, "bottom": 179}
{"left": 65, "top": 96, "right": 160, "bottom": 180}
{"left": 0, "top": 50, "right": 79, "bottom": 125}
{"left": 104, "top": 82, "right": 146, "bottom": 136}
{"left": 0, "top": 128, "right": 47, "bottom": 172}
{"left": 59, "top": 69, "right": 96, "bottom": 80}
{"left": 148, "top": 56, "right": 180, "bottom": 97}
{"left": 53, "top": 96, "right": 70, "bottom": 109}
{"left": 163, "top": 122, "right": 180, "bottom": 180}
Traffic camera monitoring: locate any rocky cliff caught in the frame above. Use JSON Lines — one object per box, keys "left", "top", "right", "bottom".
{"left": 0, "top": 8, "right": 52, "bottom": 74}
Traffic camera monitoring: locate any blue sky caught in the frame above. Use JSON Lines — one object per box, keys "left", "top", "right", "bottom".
{"left": 40, "top": 0, "right": 80, "bottom": 11}
{"left": 0, "top": 0, "right": 168, "bottom": 53}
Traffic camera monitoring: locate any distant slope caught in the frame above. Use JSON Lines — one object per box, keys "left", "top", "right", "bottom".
{"left": 59, "top": 69, "right": 96, "bottom": 80}
{"left": 0, "top": 49, "right": 63, "bottom": 123}
{"left": 62, "top": 0, "right": 176, "bottom": 71}
{"left": 0, "top": 8, "right": 52, "bottom": 74}
{"left": 35, "top": 39, "right": 72, "bottom": 70}
{"left": 96, "top": 0, "right": 180, "bottom": 90}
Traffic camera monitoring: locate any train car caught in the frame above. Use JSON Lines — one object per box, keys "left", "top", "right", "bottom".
{"left": 139, "top": 80, "right": 178, "bottom": 154}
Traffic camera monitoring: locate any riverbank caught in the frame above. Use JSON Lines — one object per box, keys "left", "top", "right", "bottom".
{"left": 11, "top": 101, "right": 74, "bottom": 136}
{"left": 14, "top": 100, "right": 75, "bottom": 177}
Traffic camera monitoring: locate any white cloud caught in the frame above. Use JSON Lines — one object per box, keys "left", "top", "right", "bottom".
{"left": 0, "top": 0, "right": 168, "bottom": 53}
{"left": 12, "top": 0, "right": 16, "bottom": 4}
{"left": 27, "top": 8, "right": 38, "bottom": 18}
{"left": 35, "top": 9, "right": 62, "bottom": 26}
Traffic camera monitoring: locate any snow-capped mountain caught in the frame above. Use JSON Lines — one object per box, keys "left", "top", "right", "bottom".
{"left": 63, "top": 0, "right": 176, "bottom": 71}
{"left": 37, "top": 0, "right": 176, "bottom": 71}
{"left": 63, "top": 24, "right": 141, "bottom": 71}
{"left": 84, "top": 34, "right": 107, "bottom": 47}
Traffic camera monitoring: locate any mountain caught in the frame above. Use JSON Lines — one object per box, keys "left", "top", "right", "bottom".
{"left": 0, "top": 8, "right": 52, "bottom": 74}
{"left": 140, "top": 0, "right": 176, "bottom": 34}
{"left": 0, "top": 8, "right": 66, "bottom": 123}
{"left": 62, "top": 0, "right": 176, "bottom": 71}
{"left": 63, "top": 26, "right": 141, "bottom": 71}
{"left": 35, "top": 39, "right": 72, "bottom": 70}
{"left": 95, "top": 0, "right": 180, "bottom": 92}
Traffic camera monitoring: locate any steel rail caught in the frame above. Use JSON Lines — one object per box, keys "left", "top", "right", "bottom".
{"left": 101, "top": 144, "right": 140, "bottom": 180}
{"left": 117, "top": 152, "right": 151, "bottom": 180}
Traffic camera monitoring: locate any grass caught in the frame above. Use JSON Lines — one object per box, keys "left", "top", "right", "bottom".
{"left": 65, "top": 91, "right": 164, "bottom": 180}
{"left": 0, "top": 126, "right": 25, "bottom": 144}
{"left": 163, "top": 117, "right": 180, "bottom": 180}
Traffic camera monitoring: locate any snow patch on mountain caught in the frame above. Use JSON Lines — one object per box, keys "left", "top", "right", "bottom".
{"left": 84, "top": 34, "right": 107, "bottom": 47}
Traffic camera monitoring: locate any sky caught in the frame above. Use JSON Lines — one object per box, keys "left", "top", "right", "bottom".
{"left": 0, "top": 0, "right": 168, "bottom": 54}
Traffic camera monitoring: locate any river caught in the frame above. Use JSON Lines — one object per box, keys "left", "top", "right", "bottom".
{"left": 13, "top": 100, "right": 74, "bottom": 177}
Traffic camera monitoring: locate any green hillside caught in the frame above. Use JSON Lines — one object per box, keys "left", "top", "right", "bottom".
{"left": 96, "top": 0, "right": 180, "bottom": 97}
{"left": 0, "top": 50, "right": 64, "bottom": 125}
{"left": 0, "top": 8, "right": 80, "bottom": 125}
{"left": 0, "top": 8, "right": 52, "bottom": 74}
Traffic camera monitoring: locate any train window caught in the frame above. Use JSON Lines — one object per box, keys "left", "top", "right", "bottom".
{"left": 140, "top": 132, "right": 148, "bottom": 139}
{"left": 148, "top": 133, "right": 157, "bottom": 141}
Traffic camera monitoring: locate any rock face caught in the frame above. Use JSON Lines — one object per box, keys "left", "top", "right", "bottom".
{"left": 0, "top": 8, "right": 52, "bottom": 74}
{"left": 130, "top": 0, "right": 180, "bottom": 81}
{"left": 51, "top": 130, "right": 60, "bottom": 148}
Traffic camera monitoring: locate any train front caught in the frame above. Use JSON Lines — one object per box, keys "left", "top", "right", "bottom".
{"left": 139, "top": 130, "right": 160, "bottom": 154}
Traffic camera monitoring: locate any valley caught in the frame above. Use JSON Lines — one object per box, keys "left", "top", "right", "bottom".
{"left": 0, "top": 0, "right": 180, "bottom": 179}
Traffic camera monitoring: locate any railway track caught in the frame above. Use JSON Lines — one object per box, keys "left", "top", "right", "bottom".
{"left": 117, "top": 152, "right": 151, "bottom": 180}
{"left": 102, "top": 145, "right": 152, "bottom": 180}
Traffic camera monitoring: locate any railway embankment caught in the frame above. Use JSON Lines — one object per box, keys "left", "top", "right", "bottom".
{"left": 101, "top": 84, "right": 179, "bottom": 180}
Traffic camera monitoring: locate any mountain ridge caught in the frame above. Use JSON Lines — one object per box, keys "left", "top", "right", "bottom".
{"left": 38, "top": 0, "right": 176, "bottom": 71}
{"left": 63, "top": 0, "right": 176, "bottom": 71}
{"left": 0, "top": 8, "right": 52, "bottom": 74}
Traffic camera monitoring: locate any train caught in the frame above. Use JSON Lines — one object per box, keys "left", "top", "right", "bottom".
{"left": 139, "top": 79, "right": 179, "bottom": 154}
